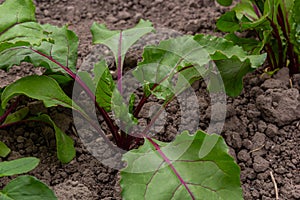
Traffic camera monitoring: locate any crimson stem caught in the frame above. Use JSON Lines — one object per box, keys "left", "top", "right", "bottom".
{"left": 117, "top": 31, "right": 123, "bottom": 94}
{"left": 146, "top": 137, "right": 195, "bottom": 200}
{"left": 0, "top": 96, "right": 20, "bottom": 124}
{"left": 29, "top": 48, "right": 121, "bottom": 145}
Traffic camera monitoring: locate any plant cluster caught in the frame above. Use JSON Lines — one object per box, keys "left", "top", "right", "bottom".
{"left": 1, "top": 0, "right": 294, "bottom": 199}
{"left": 217, "top": 0, "right": 300, "bottom": 74}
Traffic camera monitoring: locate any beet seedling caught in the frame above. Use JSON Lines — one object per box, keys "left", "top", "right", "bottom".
{"left": 217, "top": 0, "right": 300, "bottom": 75}
{"left": 0, "top": 0, "right": 268, "bottom": 199}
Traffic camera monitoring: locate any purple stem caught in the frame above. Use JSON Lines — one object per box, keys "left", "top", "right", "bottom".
{"left": 146, "top": 137, "right": 195, "bottom": 200}
{"left": 0, "top": 119, "right": 49, "bottom": 129}
{"left": 252, "top": 3, "right": 261, "bottom": 18}
{"left": 0, "top": 97, "right": 20, "bottom": 124}
{"left": 29, "top": 48, "right": 120, "bottom": 145}
{"left": 267, "top": 18, "right": 284, "bottom": 68}
{"left": 133, "top": 63, "right": 191, "bottom": 118}
{"left": 117, "top": 31, "right": 123, "bottom": 94}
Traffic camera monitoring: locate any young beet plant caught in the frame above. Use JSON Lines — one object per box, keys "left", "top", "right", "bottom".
{"left": 217, "top": 0, "right": 300, "bottom": 75}
{"left": 0, "top": 0, "right": 266, "bottom": 199}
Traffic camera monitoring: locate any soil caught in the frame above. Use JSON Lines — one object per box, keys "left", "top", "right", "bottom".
{"left": 0, "top": 0, "right": 299, "bottom": 200}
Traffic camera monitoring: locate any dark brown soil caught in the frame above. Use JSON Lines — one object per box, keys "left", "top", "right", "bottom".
{"left": 0, "top": 0, "right": 299, "bottom": 200}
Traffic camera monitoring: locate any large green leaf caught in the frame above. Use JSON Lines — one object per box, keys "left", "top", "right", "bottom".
{"left": 193, "top": 34, "right": 266, "bottom": 67}
{"left": 193, "top": 34, "right": 266, "bottom": 96}
{"left": 1, "top": 75, "right": 82, "bottom": 112}
{"left": 0, "top": 157, "right": 39, "bottom": 177}
{"left": 133, "top": 36, "right": 210, "bottom": 100}
{"left": 31, "top": 114, "right": 75, "bottom": 163}
{"left": 0, "top": 175, "right": 57, "bottom": 200}
{"left": 121, "top": 130, "right": 242, "bottom": 200}
{"left": 0, "top": 141, "right": 10, "bottom": 158}
{"left": 0, "top": 0, "right": 50, "bottom": 52}
{"left": 0, "top": 24, "right": 78, "bottom": 74}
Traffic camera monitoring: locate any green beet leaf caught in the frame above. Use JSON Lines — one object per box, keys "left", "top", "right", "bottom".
{"left": 216, "top": 0, "right": 233, "bottom": 6}
{"left": 0, "top": 24, "right": 78, "bottom": 75}
{"left": 2, "top": 107, "right": 29, "bottom": 125}
{"left": 193, "top": 34, "right": 266, "bottom": 68}
{"left": 78, "top": 59, "right": 117, "bottom": 112}
{"left": 214, "top": 57, "right": 252, "bottom": 96}
{"left": 0, "top": 141, "right": 10, "bottom": 158}
{"left": 91, "top": 19, "right": 154, "bottom": 91}
{"left": 133, "top": 35, "right": 210, "bottom": 100}
{"left": 94, "top": 60, "right": 116, "bottom": 111}
{"left": 111, "top": 89, "right": 138, "bottom": 131}
{"left": 121, "top": 130, "right": 243, "bottom": 200}
{"left": 216, "top": 11, "right": 240, "bottom": 33}
{"left": 224, "top": 33, "right": 263, "bottom": 54}
{"left": 91, "top": 19, "right": 154, "bottom": 67}
{"left": 0, "top": 157, "right": 39, "bottom": 177}
{"left": 193, "top": 34, "right": 266, "bottom": 96}
{"left": 0, "top": 175, "right": 57, "bottom": 200}
{"left": 0, "top": 0, "right": 78, "bottom": 76}
{"left": 1, "top": 75, "right": 82, "bottom": 112}
{"left": 293, "top": 0, "right": 300, "bottom": 24}
{"left": 30, "top": 114, "right": 75, "bottom": 163}
{"left": 0, "top": 0, "right": 50, "bottom": 52}
{"left": 77, "top": 71, "right": 96, "bottom": 92}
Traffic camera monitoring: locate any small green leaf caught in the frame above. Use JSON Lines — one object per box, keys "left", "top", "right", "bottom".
{"left": 0, "top": 175, "right": 57, "bottom": 200}
{"left": 224, "top": 33, "right": 263, "bottom": 53}
{"left": 216, "top": 0, "right": 233, "bottom": 6}
{"left": 214, "top": 57, "right": 253, "bottom": 97}
{"left": 128, "top": 94, "right": 135, "bottom": 114}
{"left": 216, "top": 11, "right": 240, "bottom": 32}
{"left": 94, "top": 60, "right": 116, "bottom": 111}
{"left": 121, "top": 130, "right": 243, "bottom": 200}
{"left": 1, "top": 75, "right": 82, "bottom": 112}
{"left": 3, "top": 107, "right": 29, "bottom": 125}
{"left": 91, "top": 19, "right": 154, "bottom": 65}
{"left": 0, "top": 157, "right": 39, "bottom": 177}
{"left": 234, "top": 0, "right": 259, "bottom": 21}
{"left": 0, "top": 141, "right": 11, "bottom": 158}
{"left": 31, "top": 114, "right": 75, "bottom": 163}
